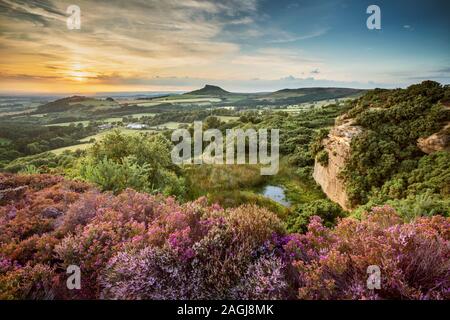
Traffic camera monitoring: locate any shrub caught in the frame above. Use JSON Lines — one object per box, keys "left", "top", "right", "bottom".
{"left": 316, "top": 150, "right": 329, "bottom": 166}
{"left": 342, "top": 81, "right": 450, "bottom": 206}
{"left": 287, "top": 199, "right": 345, "bottom": 233}
{"left": 288, "top": 206, "right": 450, "bottom": 299}
{"left": 0, "top": 174, "right": 448, "bottom": 300}
{"left": 230, "top": 254, "right": 291, "bottom": 300}
{"left": 79, "top": 156, "right": 151, "bottom": 194}
{"left": 0, "top": 263, "right": 56, "bottom": 300}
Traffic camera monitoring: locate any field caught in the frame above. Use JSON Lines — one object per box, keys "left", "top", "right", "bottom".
{"left": 45, "top": 113, "right": 156, "bottom": 127}
{"left": 149, "top": 121, "right": 187, "bottom": 129}
{"left": 46, "top": 120, "right": 91, "bottom": 127}
{"left": 217, "top": 116, "right": 239, "bottom": 122}
{"left": 276, "top": 98, "right": 353, "bottom": 113}
{"left": 68, "top": 98, "right": 120, "bottom": 111}
{"left": 126, "top": 96, "right": 222, "bottom": 106}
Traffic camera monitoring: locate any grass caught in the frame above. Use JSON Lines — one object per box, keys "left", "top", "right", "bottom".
{"left": 124, "top": 113, "right": 156, "bottom": 118}
{"left": 183, "top": 158, "right": 325, "bottom": 219}
{"left": 127, "top": 96, "right": 222, "bottom": 105}
{"left": 160, "top": 95, "right": 222, "bottom": 103}
{"left": 184, "top": 164, "right": 288, "bottom": 216}
{"left": 46, "top": 121, "right": 90, "bottom": 127}
{"left": 150, "top": 122, "right": 187, "bottom": 130}
{"left": 51, "top": 143, "right": 91, "bottom": 155}
{"left": 45, "top": 113, "right": 157, "bottom": 127}
{"left": 267, "top": 158, "right": 325, "bottom": 205}
{"left": 217, "top": 116, "right": 239, "bottom": 122}
{"left": 185, "top": 164, "right": 268, "bottom": 196}
{"left": 78, "top": 128, "right": 155, "bottom": 142}
{"left": 68, "top": 99, "right": 120, "bottom": 111}
{"left": 135, "top": 102, "right": 166, "bottom": 107}
{"left": 0, "top": 137, "right": 11, "bottom": 145}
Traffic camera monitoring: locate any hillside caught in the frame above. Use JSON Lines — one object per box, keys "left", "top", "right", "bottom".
{"left": 265, "top": 87, "right": 365, "bottom": 100}
{"left": 313, "top": 81, "right": 450, "bottom": 212}
{"left": 34, "top": 96, "right": 120, "bottom": 114}
{"left": 185, "top": 84, "right": 230, "bottom": 96}
{"left": 182, "top": 85, "right": 364, "bottom": 106}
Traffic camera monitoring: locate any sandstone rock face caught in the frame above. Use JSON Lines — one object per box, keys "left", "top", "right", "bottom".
{"left": 313, "top": 118, "right": 362, "bottom": 211}
{"left": 417, "top": 123, "right": 450, "bottom": 154}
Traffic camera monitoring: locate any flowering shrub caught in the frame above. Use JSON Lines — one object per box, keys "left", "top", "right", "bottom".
{"left": 230, "top": 254, "right": 291, "bottom": 300}
{"left": 287, "top": 206, "right": 450, "bottom": 299}
{"left": 0, "top": 174, "right": 448, "bottom": 300}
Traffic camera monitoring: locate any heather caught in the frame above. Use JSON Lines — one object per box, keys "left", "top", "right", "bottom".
{"left": 1, "top": 174, "right": 448, "bottom": 300}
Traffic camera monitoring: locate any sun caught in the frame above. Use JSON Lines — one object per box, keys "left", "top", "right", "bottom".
{"left": 67, "top": 63, "right": 94, "bottom": 82}
{"left": 69, "top": 71, "right": 86, "bottom": 82}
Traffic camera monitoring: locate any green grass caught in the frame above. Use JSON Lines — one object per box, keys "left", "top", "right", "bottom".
{"left": 78, "top": 128, "right": 155, "bottom": 142}
{"left": 184, "top": 164, "right": 288, "bottom": 216}
{"left": 0, "top": 137, "right": 11, "bottom": 145}
{"left": 125, "top": 113, "right": 156, "bottom": 118}
{"left": 100, "top": 117, "right": 123, "bottom": 123}
{"left": 45, "top": 113, "right": 157, "bottom": 127}
{"left": 68, "top": 99, "right": 120, "bottom": 111}
{"left": 129, "top": 95, "right": 222, "bottom": 106}
{"left": 150, "top": 122, "right": 187, "bottom": 130}
{"left": 267, "top": 158, "right": 325, "bottom": 205}
{"left": 217, "top": 116, "right": 239, "bottom": 122}
{"left": 160, "top": 95, "right": 222, "bottom": 102}
{"left": 135, "top": 102, "right": 166, "bottom": 107}
{"left": 183, "top": 158, "right": 325, "bottom": 219}
{"left": 51, "top": 143, "right": 92, "bottom": 155}
{"left": 46, "top": 120, "right": 90, "bottom": 127}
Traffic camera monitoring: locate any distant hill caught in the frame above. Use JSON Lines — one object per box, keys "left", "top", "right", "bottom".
{"left": 185, "top": 85, "right": 230, "bottom": 96}
{"left": 35, "top": 96, "right": 120, "bottom": 114}
{"left": 183, "top": 85, "right": 365, "bottom": 106}
{"left": 262, "top": 87, "right": 365, "bottom": 101}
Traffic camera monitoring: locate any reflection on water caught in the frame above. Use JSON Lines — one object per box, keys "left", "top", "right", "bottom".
{"left": 261, "top": 185, "right": 291, "bottom": 207}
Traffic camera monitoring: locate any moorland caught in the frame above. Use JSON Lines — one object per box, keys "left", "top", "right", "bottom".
{"left": 0, "top": 81, "right": 449, "bottom": 299}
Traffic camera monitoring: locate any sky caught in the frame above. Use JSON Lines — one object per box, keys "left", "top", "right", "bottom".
{"left": 0, "top": 0, "right": 449, "bottom": 94}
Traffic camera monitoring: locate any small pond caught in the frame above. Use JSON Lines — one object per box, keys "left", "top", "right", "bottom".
{"left": 260, "top": 185, "right": 291, "bottom": 207}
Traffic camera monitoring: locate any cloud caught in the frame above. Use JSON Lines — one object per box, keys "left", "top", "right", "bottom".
{"left": 0, "top": 0, "right": 66, "bottom": 29}
{"left": 0, "top": 0, "right": 265, "bottom": 92}
{"left": 403, "top": 25, "right": 414, "bottom": 31}
{"left": 0, "top": 0, "right": 445, "bottom": 93}
{"left": 268, "top": 28, "right": 329, "bottom": 43}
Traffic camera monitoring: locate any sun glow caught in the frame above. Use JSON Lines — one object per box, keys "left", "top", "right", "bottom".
{"left": 66, "top": 63, "right": 95, "bottom": 82}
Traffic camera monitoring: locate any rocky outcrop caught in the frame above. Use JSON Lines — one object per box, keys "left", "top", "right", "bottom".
{"left": 313, "top": 117, "right": 362, "bottom": 211}
{"left": 417, "top": 123, "right": 450, "bottom": 154}
{"left": 313, "top": 115, "right": 449, "bottom": 210}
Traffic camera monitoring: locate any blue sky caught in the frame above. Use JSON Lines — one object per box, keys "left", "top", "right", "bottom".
{"left": 0, "top": 0, "right": 449, "bottom": 93}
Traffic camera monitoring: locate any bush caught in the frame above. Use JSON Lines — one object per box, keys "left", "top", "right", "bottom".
{"left": 78, "top": 131, "right": 185, "bottom": 197}
{"left": 79, "top": 156, "right": 151, "bottom": 194}
{"left": 0, "top": 174, "right": 448, "bottom": 300}
{"left": 316, "top": 150, "right": 329, "bottom": 166}
{"left": 342, "top": 81, "right": 450, "bottom": 206}
{"left": 287, "top": 199, "right": 345, "bottom": 233}
{"left": 287, "top": 206, "right": 450, "bottom": 299}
